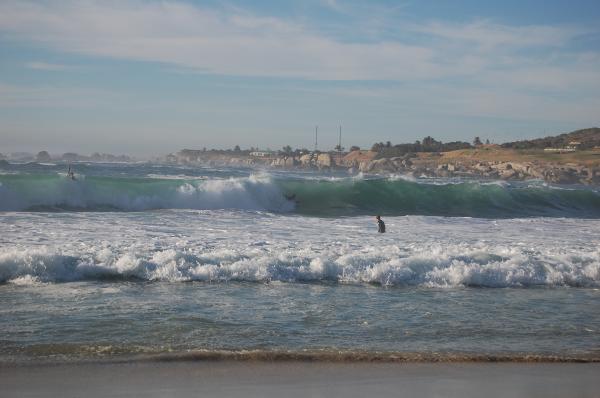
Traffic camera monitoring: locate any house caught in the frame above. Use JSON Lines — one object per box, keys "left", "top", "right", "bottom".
{"left": 249, "top": 151, "right": 275, "bottom": 158}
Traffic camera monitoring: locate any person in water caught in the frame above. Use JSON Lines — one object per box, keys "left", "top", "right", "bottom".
{"left": 376, "top": 215, "right": 385, "bottom": 233}
{"left": 67, "top": 166, "right": 76, "bottom": 180}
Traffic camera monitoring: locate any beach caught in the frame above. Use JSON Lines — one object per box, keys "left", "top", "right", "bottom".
{"left": 1, "top": 162, "right": 599, "bottom": 396}
{"left": 2, "top": 361, "right": 599, "bottom": 398}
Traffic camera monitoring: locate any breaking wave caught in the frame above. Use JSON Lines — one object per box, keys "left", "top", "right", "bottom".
{"left": 1, "top": 172, "right": 600, "bottom": 217}
{"left": 0, "top": 174, "right": 293, "bottom": 212}
{"left": 2, "top": 244, "right": 598, "bottom": 288}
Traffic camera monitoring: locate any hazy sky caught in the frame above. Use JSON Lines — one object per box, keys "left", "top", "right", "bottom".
{"left": 1, "top": 0, "right": 599, "bottom": 156}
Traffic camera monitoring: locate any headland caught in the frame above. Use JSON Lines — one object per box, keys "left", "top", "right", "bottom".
{"left": 167, "top": 127, "right": 600, "bottom": 185}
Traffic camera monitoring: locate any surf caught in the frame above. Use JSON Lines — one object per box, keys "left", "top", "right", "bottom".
{"left": 1, "top": 170, "right": 600, "bottom": 218}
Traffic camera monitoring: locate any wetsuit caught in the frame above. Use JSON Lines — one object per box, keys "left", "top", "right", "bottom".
{"left": 378, "top": 219, "right": 385, "bottom": 233}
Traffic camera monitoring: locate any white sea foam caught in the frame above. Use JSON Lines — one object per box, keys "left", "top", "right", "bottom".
{"left": 145, "top": 174, "right": 209, "bottom": 180}
{"left": 388, "top": 173, "right": 416, "bottom": 182}
{"left": 1, "top": 212, "right": 599, "bottom": 287}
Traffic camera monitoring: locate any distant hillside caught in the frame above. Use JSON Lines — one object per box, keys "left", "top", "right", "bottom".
{"left": 501, "top": 128, "right": 600, "bottom": 150}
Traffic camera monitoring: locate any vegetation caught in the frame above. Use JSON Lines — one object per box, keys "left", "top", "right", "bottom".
{"left": 501, "top": 127, "right": 600, "bottom": 150}
{"left": 370, "top": 136, "right": 472, "bottom": 158}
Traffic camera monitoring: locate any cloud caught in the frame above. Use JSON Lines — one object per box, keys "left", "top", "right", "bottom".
{"left": 2, "top": 0, "right": 592, "bottom": 84}
{"left": 0, "top": 1, "right": 598, "bottom": 126}
{"left": 0, "top": 0, "right": 441, "bottom": 80}
{"left": 322, "top": 0, "right": 343, "bottom": 12}
{"left": 25, "top": 61, "right": 71, "bottom": 71}
{"left": 413, "top": 20, "right": 584, "bottom": 50}
{"left": 0, "top": 82, "right": 122, "bottom": 108}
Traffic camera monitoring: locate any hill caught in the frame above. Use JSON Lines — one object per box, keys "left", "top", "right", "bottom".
{"left": 501, "top": 127, "right": 600, "bottom": 150}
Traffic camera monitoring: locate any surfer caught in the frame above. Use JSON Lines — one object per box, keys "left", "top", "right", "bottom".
{"left": 284, "top": 193, "right": 299, "bottom": 205}
{"left": 375, "top": 215, "right": 385, "bottom": 233}
{"left": 67, "top": 165, "right": 76, "bottom": 180}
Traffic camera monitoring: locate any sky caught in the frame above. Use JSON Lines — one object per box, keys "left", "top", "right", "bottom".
{"left": 0, "top": 0, "right": 599, "bottom": 157}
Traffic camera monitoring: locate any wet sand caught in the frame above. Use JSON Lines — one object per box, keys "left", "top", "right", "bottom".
{"left": 1, "top": 361, "right": 599, "bottom": 397}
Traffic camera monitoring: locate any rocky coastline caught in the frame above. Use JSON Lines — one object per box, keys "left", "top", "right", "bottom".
{"left": 169, "top": 149, "right": 600, "bottom": 185}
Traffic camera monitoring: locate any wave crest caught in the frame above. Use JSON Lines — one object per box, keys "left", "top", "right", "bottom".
{"left": 2, "top": 172, "right": 600, "bottom": 217}
{"left": 0, "top": 174, "right": 294, "bottom": 212}
{"left": 2, "top": 245, "right": 598, "bottom": 288}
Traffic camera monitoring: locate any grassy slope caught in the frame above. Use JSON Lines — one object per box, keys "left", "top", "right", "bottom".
{"left": 435, "top": 146, "right": 600, "bottom": 167}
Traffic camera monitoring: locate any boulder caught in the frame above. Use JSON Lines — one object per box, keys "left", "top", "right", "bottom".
{"left": 316, "top": 153, "right": 332, "bottom": 168}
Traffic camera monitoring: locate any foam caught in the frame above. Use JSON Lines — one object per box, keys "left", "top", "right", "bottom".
{"left": 145, "top": 174, "right": 209, "bottom": 180}
{"left": 1, "top": 239, "right": 598, "bottom": 287}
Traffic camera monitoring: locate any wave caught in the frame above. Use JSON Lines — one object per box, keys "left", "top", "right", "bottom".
{"left": 2, "top": 244, "right": 598, "bottom": 287}
{"left": 1, "top": 173, "right": 600, "bottom": 217}
{"left": 0, "top": 174, "right": 294, "bottom": 212}
{"left": 278, "top": 177, "right": 600, "bottom": 218}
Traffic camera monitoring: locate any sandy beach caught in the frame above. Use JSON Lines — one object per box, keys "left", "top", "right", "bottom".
{"left": 1, "top": 361, "right": 599, "bottom": 398}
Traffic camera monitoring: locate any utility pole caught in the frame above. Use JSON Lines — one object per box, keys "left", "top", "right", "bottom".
{"left": 314, "top": 125, "right": 318, "bottom": 152}
{"left": 338, "top": 125, "right": 343, "bottom": 165}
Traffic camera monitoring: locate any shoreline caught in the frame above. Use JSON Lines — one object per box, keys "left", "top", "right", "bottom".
{"left": 1, "top": 361, "right": 599, "bottom": 398}
{"left": 170, "top": 145, "right": 600, "bottom": 185}
{"left": 2, "top": 349, "right": 600, "bottom": 367}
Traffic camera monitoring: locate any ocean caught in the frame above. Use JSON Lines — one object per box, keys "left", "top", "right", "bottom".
{"left": 1, "top": 161, "right": 599, "bottom": 363}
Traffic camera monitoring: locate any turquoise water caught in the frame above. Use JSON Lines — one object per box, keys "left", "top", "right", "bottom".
{"left": 0, "top": 161, "right": 599, "bottom": 363}
{"left": 2, "top": 161, "right": 600, "bottom": 218}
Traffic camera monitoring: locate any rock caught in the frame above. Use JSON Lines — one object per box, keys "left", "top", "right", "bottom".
{"left": 299, "top": 154, "right": 312, "bottom": 165}
{"left": 365, "top": 158, "right": 398, "bottom": 173}
{"left": 316, "top": 153, "right": 332, "bottom": 168}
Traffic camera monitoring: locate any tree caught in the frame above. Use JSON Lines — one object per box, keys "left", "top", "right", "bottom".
{"left": 36, "top": 151, "right": 51, "bottom": 162}
{"left": 473, "top": 136, "right": 483, "bottom": 146}
{"left": 282, "top": 145, "right": 292, "bottom": 154}
{"left": 421, "top": 136, "right": 441, "bottom": 151}
{"left": 371, "top": 142, "right": 384, "bottom": 152}
{"left": 485, "top": 139, "right": 490, "bottom": 145}
{"left": 234, "top": 145, "right": 241, "bottom": 152}
{"left": 349, "top": 145, "right": 360, "bottom": 152}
